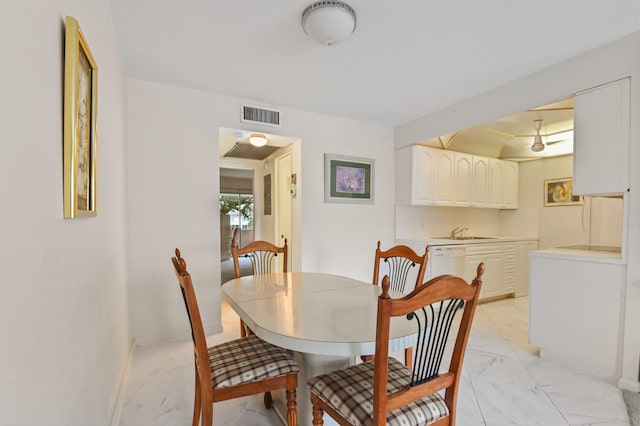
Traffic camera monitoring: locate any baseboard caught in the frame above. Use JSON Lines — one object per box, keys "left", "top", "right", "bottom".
{"left": 134, "top": 325, "right": 223, "bottom": 347}
{"left": 619, "top": 378, "right": 640, "bottom": 392}
{"left": 110, "top": 339, "right": 137, "bottom": 426}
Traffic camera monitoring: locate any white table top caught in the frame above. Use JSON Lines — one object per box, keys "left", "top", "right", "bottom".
{"left": 222, "top": 272, "right": 418, "bottom": 356}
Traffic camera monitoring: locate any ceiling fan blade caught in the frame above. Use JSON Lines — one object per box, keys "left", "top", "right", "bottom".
{"left": 545, "top": 139, "right": 568, "bottom": 146}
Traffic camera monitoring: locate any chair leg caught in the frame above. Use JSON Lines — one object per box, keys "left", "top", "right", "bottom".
{"left": 404, "top": 346, "right": 413, "bottom": 369}
{"left": 264, "top": 391, "right": 273, "bottom": 409}
{"left": 192, "top": 363, "right": 201, "bottom": 426}
{"left": 310, "top": 393, "right": 324, "bottom": 425}
{"left": 201, "top": 401, "right": 213, "bottom": 426}
{"left": 286, "top": 376, "right": 297, "bottom": 426}
{"left": 240, "top": 319, "right": 247, "bottom": 337}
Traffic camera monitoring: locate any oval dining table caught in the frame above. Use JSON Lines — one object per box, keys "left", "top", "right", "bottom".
{"left": 221, "top": 271, "right": 418, "bottom": 426}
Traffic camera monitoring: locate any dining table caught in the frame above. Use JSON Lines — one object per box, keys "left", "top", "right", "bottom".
{"left": 222, "top": 271, "right": 418, "bottom": 426}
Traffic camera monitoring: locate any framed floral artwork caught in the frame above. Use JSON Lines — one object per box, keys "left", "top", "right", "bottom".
{"left": 63, "top": 16, "right": 98, "bottom": 218}
{"left": 324, "top": 154, "right": 374, "bottom": 204}
{"left": 544, "top": 178, "right": 583, "bottom": 206}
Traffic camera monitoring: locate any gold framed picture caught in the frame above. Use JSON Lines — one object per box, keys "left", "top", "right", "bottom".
{"left": 63, "top": 16, "right": 98, "bottom": 218}
{"left": 544, "top": 177, "right": 583, "bottom": 207}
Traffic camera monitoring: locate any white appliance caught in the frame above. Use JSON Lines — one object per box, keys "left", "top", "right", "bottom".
{"left": 396, "top": 240, "right": 466, "bottom": 280}
{"left": 427, "top": 245, "right": 466, "bottom": 279}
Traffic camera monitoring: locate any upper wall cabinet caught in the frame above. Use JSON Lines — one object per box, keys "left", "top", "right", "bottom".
{"left": 395, "top": 145, "right": 518, "bottom": 209}
{"left": 573, "top": 78, "right": 630, "bottom": 195}
{"left": 396, "top": 144, "right": 435, "bottom": 205}
{"left": 503, "top": 160, "right": 519, "bottom": 209}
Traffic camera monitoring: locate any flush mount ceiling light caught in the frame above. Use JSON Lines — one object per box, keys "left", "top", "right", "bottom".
{"left": 249, "top": 133, "right": 268, "bottom": 147}
{"left": 301, "top": 1, "right": 357, "bottom": 46}
{"left": 531, "top": 119, "right": 545, "bottom": 152}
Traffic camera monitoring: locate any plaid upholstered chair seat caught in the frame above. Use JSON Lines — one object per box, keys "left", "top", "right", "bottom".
{"left": 210, "top": 335, "right": 299, "bottom": 388}
{"left": 308, "top": 358, "right": 448, "bottom": 426}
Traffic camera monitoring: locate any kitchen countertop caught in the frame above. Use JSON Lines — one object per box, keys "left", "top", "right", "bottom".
{"left": 530, "top": 246, "right": 625, "bottom": 265}
{"left": 399, "top": 236, "right": 539, "bottom": 246}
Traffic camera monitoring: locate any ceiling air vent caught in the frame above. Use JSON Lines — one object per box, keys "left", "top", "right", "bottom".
{"left": 241, "top": 104, "right": 281, "bottom": 127}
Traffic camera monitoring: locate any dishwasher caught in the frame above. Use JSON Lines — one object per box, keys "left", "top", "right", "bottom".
{"left": 426, "top": 244, "right": 466, "bottom": 280}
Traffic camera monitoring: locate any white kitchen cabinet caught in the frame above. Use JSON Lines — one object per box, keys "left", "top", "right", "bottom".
{"left": 503, "top": 160, "right": 519, "bottom": 209}
{"left": 434, "top": 150, "right": 455, "bottom": 205}
{"left": 488, "top": 159, "right": 504, "bottom": 208}
{"left": 573, "top": 77, "right": 630, "bottom": 195}
{"left": 529, "top": 253, "right": 626, "bottom": 377}
{"left": 503, "top": 242, "right": 516, "bottom": 294}
{"left": 453, "top": 152, "right": 473, "bottom": 206}
{"left": 395, "top": 145, "right": 518, "bottom": 209}
{"left": 471, "top": 156, "right": 490, "bottom": 207}
{"left": 515, "top": 240, "right": 538, "bottom": 297}
{"left": 464, "top": 243, "right": 503, "bottom": 300}
{"left": 395, "top": 145, "right": 435, "bottom": 205}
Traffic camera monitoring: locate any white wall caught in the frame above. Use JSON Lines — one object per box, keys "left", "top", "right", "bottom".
{"left": 126, "top": 79, "right": 395, "bottom": 342}
{"left": 501, "top": 155, "right": 589, "bottom": 249}
{"left": 0, "top": 1, "right": 130, "bottom": 425}
{"left": 395, "top": 32, "right": 640, "bottom": 389}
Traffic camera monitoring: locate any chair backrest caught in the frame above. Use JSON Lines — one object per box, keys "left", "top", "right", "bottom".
{"left": 171, "top": 249, "right": 213, "bottom": 393}
{"left": 372, "top": 264, "right": 484, "bottom": 424}
{"left": 231, "top": 239, "right": 288, "bottom": 278}
{"left": 372, "top": 241, "right": 429, "bottom": 293}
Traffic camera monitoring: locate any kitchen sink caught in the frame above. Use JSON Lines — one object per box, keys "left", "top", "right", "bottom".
{"left": 434, "top": 236, "right": 498, "bottom": 240}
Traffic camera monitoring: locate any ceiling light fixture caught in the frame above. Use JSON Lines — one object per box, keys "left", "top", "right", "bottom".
{"left": 531, "top": 119, "right": 545, "bottom": 152}
{"left": 301, "top": 1, "right": 356, "bottom": 46}
{"left": 249, "top": 133, "right": 268, "bottom": 147}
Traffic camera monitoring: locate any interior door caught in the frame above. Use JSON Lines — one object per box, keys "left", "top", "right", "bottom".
{"left": 276, "top": 153, "right": 292, "bottom": 271}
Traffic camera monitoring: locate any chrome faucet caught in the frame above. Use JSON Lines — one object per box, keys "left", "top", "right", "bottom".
{"left": 450, "top": 227, "right": 469, "bottom": 239}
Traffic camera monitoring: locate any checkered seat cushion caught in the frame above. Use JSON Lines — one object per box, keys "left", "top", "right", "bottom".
{"left": 308, "top": 357, "right": 449, "bottom": 426}
{"left": 209, "top": 335, "right": 299, "bottom": 389}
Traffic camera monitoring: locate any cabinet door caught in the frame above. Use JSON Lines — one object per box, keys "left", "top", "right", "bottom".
{"left": 503, "top": 242, "right": 516, "bottom": 293}
{"left": 488, "top": 159, "right": 504, "bottom": 208}
{"left": 471, "top": 156, "right": 490, "bottom": 207}
{"left": 515, "top": 240, "right": 538, "bottom": 297}
{"left": 453, "top": 152, "right": 473, "bottom": 206}
{"left": 410, "top": 145, "right": 436, "bottom": 204}
{"left": 434, "top": 150, "right": 455, "bottom": 205}
{"left": 465, "top": 252, "right": 503, "bottom": 299}
{"left": 502, "top": 161, "right": 519, "bottom": 209}
{"left": 574, "top": 78, "right": 630, "bottom": 195}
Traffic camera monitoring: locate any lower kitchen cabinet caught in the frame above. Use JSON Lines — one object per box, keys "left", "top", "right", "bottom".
{"left": 515, "top": 240, "right": 538, "bottom": 296}
{"left": 465, "top": 251, "right": 502, "bottom": 300}
{"left": 529, "top": 253, "right": 626, "bottom": 378}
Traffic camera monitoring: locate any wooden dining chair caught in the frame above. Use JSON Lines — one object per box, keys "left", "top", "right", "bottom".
{"left": 231, "top": 239, "right": 288, "bottom": 337}
{"left": 372, "top": 241, "right": 429, "bottom": 292}
{"left": 364, "top": 241, "right": 429, "bottom": 367}
{"left": 171, "top": 248, "right": 299, "bottom": 426}
{"left": 309, "top": 263, "right": 484, "bottom": 426}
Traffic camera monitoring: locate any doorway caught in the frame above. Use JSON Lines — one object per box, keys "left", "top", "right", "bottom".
{"left": 218, "top": 127, "right": 302, "bottom": 280}
{"left": 219, "top": 167, "right": 255, "bottom": 283}
{"left": 275, "top": 152, "right": 293, "bottom": 270}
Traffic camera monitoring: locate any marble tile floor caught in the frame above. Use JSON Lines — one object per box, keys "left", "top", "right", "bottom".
{"left": 118, "top": 296, "right": 630, "bottom": 425}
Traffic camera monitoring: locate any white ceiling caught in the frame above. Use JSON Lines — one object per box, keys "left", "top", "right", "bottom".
{"left": 108, "top": 1, "right": 640, "bottom": 129}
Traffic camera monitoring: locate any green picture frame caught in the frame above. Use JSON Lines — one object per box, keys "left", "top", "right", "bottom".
{"left": 324, "top": 154, "right": 374, "bottom": 204}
